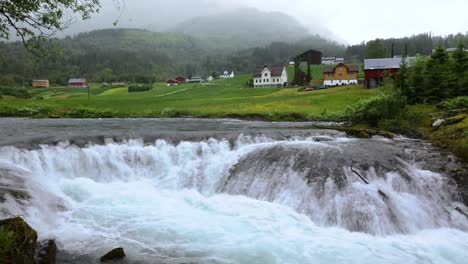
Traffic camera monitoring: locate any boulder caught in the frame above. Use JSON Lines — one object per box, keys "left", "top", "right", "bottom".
{"left": 100, "top": 247, "right": 126, "bottom": 262}
{"left": 0, "top": 217, "right": 38, "bottom": 264}
{"left": 36, "top": 239, "right": 57, "bottom": 264}
{"left": 432, "top": 119, "right": 445, "bottom": 129}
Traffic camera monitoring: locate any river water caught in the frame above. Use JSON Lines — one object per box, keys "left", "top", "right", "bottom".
{"left": 0, "top": 118, "right": 467, "bottom": 264}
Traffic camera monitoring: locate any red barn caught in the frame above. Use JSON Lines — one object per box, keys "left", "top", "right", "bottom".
{"left": 364, "top": 58, "right": 414, "bottom": 88}
{"left": 166, "top": 79, "right": 179, "bottom": 86}
{"left": 175, "top": 76, "right": 187, "bottom": 84}
{"left": 68, "top": 78, "right": 89, "bottom": 88}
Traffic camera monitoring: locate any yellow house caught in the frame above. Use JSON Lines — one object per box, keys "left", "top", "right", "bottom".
{"left": 32, "top": 80, "right": 50, "bottom": 88}
{"left": 323, "top": 63, "right": 359, "bottom": 86}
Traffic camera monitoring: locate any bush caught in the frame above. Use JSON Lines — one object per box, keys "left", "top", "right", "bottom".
{"left": 0, "top": 87, "right": 31, "bottom": 99}
{"left": 128, "top": 85, "right": 151, "bottom": 93}
{"left": 345, "top": 92, "right": 407, "bottom": 126}
{"left": 437, "top": 96, "right": 468, "bottom": 110}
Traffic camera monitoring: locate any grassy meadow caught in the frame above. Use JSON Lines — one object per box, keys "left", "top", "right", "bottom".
{"left": 0, "top": 71, "right": 377, "bottom": 120}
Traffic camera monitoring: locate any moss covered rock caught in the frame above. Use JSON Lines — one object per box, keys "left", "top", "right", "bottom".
{"left": 0, "top": 217, "right": 37, "bottom": 264}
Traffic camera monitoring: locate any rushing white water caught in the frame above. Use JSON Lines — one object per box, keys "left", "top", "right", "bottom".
{"left": 1, "top": 136, "right": 468, "bottom": 263}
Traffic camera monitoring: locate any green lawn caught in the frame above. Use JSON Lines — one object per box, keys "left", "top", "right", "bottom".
{"left": 0, "top": 74, "right": 377, "bottom": 120}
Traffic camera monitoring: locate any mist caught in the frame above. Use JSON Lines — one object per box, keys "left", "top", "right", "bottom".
{"left": 29, "top": 0, "right": 468, "bottom": 44}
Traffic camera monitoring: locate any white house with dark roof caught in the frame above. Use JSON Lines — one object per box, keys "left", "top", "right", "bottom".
{"left": 253, "top": 65, "right": 288, "bottom": 88}
{"left": 220, "top": 70, "right": 235, "bottom": 79}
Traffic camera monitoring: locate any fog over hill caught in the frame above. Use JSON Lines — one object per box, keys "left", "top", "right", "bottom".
{"left": 58, "top": 0, "right": 340, "bottom": 43}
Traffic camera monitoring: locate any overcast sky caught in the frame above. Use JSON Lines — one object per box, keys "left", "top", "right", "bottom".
{"left": 66, "top": 0, "right": 468, "bottom": 44}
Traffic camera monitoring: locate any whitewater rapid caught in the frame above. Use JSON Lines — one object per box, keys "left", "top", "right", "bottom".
{"left": 1, "top": 135, "right": 468, "bottom": 263}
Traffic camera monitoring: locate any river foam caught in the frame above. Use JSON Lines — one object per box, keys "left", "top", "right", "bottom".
{"left": 0, "top": 136, "right": 467, "bottom": 263}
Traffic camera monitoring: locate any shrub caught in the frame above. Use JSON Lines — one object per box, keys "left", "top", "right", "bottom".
{"left": 437, "top": 96, "right": 468, "bottom": 110}
{"left": 345, "top": 92, "right": 407, "bottom": 126}
{"left": 128, "top": 85, "right": 151, "bottom": 93}
{"left": 0, "top": 87, "right": 31, "bottom": 99}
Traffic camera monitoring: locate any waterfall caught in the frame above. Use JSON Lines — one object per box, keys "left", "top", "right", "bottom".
{"left": 0, "top": 135, "right": 467, "bottom": 263}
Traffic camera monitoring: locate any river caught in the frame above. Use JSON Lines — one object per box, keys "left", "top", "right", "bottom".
{"left": 0, "top": 118, "right": 467, "bottom": 264}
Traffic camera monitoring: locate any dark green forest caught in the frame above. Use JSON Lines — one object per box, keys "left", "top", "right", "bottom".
{"left": 347, "top": 32, "right": 468, "bottom": 61}
{"left": 0, "top": 28, "right": 344, "bottom": 85}
{"left": 0, "top": 29, "right": 467, "bottom": 86}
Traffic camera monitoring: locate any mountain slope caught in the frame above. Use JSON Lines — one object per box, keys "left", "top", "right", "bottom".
{"left": 169, "top": 8, "right": 311, "bottom": 49}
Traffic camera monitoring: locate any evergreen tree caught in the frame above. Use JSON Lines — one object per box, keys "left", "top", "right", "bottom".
{"left": 423, "top": 46, "right": 450, "bottom": 102}
{"left": 451, "top": 43, "right": 468, "bottom": 96}
{"left": 366, "top": 40, "right": 386, "bottom": 58}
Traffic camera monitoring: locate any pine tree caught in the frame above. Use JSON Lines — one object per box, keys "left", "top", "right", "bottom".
{"left": 423, "top": 46, "right": 450, "bottom": 102}
{"left": 451, "top": 43, "right": 468, "bottom": 96}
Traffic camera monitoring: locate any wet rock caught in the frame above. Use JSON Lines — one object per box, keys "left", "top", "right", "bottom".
{"left": 432, "top": 119, "right": 445, "bottom": 129}
{"left": 0, "top": 217, "right": 38, "bottom": 264}
{"left": 444, "top": 115, "right": 465, "bottom": 126}
{"left": 36, "top": 239, "right": 57, "bottom": 264}
{"left": 443, "top": 108, "right": 468, "bottom": 118}
{"left": 100, "top": 247, "right": 126, "bottom": 262}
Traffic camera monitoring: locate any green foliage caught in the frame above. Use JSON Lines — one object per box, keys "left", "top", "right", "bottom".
{"left": 397, "top": 44, "right": 467, "bottom": 104}
{"left": 0, "top": 0, "right": 100, "bottom": 51}
{"left": 0, "top": 227, "right": 16, "bottom": 256}
{"left": 0, "top": 87, "right": 31, "bottom": 99}
{"left": 366, "top": 39, "right": 386, "bottom": 59}
{"left": 437, "top": 96, "right": 468, "bottom": 110}
{"left": 346, "top": 32, "right": 468, "bottom": 62}
{"left": 128, "top": 85, "right": 152, "bottom": 93}
{"left": 345, "top": 87, "right": 407, "bottom": 126}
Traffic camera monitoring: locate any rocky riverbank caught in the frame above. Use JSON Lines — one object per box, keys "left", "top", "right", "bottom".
{"left": 0, "top": 217, "right": 56, "bottom": 264}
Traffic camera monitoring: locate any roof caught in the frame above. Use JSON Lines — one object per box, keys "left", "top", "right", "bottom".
{"left": 254, "top": 65, "right": 285, "bottom": 77}
{"left": 167, "top": 79, "right": 179, "bottom": 83}
{"left": 68, "top": 78, "right": 87, "bottom": 83}
{"left": 323, "top": 63, "right": 359, "bottom": 73}
{"left": 364, "top": 57, "right": 415, "bottom": 70}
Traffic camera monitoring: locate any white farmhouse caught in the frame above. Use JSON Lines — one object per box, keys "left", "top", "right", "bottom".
{"left": 253, "top": 65, "right": 288, "bottom": 88}
{"left": 220, "top": 70, "right": 235, "bottom": 79}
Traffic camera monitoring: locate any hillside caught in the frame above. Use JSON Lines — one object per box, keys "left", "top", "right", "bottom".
{"left": 0, "top": 28, "right": 345, "bottom": 86}
{"left": 169, "top": 9, "right": 312, "bottom": 49}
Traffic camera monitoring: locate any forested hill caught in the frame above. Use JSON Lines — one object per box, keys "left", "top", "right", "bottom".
{"left": 0, "top": 28, "right": 344, "bottom": 85}
{"left": 169, "top": 8, "right": 313, "bottom": 49}
{"left": 347, "top": 32, "right": 468, "bottom": 62}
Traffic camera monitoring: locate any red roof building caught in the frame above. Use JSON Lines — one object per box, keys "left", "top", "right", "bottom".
{"left": 175, "top": 76, "right": 187, "bottom": 84}
{"left": 68, "top": 78, "right": 89, "bottom": 88}
{"left": 166, "top": 79, "right": 179, "bottom": 86}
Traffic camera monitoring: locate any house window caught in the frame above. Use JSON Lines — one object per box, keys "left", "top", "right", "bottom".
{"left": 338, "top": 74, "right": 342, "bottom": 78}
{"left": 273, "top": 79, "right": 275, "bottom": 83}
{"left": 255, "top": 79, "right": 258, "bottom": 83}
{"left": 264, "top": 73, "right": 268, "bottom": 77}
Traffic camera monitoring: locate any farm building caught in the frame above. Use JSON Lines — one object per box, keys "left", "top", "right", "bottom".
{"left": 321, "top": 57, "right": 344, "bottom": 65}
{"left": 166, "top": 79, "right": 179, "bottom": 86}
{"left": 68, "top": 78, "right": 89, "bottom": 88}
{"left": 32, "top": 80, "right": 50, "bottom": 88}
{"left": 253, "top": 65, "right": 288, "bottom": 88}
{"left": 364, "top": 57, "right": 414, "bottom": 88}
{"left": 187, "top": 76, "right": 202, "bottom": 83}
{"left": 323, "top": 63, "right": 359, "bottom": 86}
{"left": 220, "top": 70, "right": 235, "bottom": 79}
{"left": 175, "top": 76, "right": 187, "bottom": 83}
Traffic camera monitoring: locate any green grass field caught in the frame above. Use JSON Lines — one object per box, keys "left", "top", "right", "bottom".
{"left": 0, "top": 73, "right": 376, "bottom": 120}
